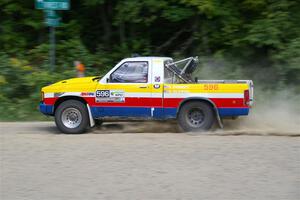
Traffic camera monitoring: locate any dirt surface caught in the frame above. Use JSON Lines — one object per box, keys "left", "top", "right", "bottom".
{"left": 1, "top": 122, "right": 300, "bottom": 200}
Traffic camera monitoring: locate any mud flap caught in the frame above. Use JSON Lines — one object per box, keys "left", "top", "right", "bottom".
{"left": 86, "top": 104, "right": 95, "bottom": 127}
{"left": 214, "top": 108, "right": 224, "bottom": 129}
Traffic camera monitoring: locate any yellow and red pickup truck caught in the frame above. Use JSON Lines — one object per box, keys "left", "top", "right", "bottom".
{"left": 40, "top": 57, "right": 254, "bottom": 134}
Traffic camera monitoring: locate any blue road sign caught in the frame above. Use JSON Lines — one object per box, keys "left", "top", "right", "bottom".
{"left": 36, "top": 0, "right": 70, "bottom": 10}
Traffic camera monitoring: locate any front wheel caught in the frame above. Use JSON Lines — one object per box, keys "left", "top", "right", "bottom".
{"left": 55, "top": 100, "right": 89, "bottom": 134}
{"left": 178, "top": 101, "right": 215, "bottom": 132}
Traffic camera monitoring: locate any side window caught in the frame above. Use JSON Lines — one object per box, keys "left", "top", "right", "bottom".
{"left": 164, "top": 67, "right": 173, "bottom": 83}
{"left": 110, "top": 62, "right": 148, "bottom": 83}
{"left": 164, "top": 67, "right": 185, "bottom": 84}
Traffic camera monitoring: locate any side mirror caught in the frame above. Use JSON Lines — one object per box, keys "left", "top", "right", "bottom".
{"left": 194, "top": 77, "right": 198, "bottom": 83}
{"left": 106, "top": 78, "right": 110, "bottom": 83}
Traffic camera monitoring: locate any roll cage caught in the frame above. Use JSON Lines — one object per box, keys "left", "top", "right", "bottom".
{"left": 164, "top": 57, "right": 199, "bottom": 83}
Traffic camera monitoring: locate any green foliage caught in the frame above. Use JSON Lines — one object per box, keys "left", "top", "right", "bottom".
{"left": 0, "top": 0, "right": 300, "bottom": 120}
{"left": 0, "top": 52, "right": 74, "bottom": 120}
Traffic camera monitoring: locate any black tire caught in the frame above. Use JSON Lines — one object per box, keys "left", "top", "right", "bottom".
{"left": 178, "top": 101, "right": 214, "bottom": 132}
{"left": 55, "top": 100, "right": 89, "bottom": 134}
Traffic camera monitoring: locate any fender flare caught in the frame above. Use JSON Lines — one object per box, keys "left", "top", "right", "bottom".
{"left": 177, "top": 97, "right": 223, "bottom": 128}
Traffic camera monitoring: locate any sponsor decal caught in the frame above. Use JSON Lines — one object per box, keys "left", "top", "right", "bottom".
{"left": 81, "top": 92, "right": 94, "bottom": 97}
{"left": 54, "top": 92, "right": 65, "bottom": 97}
{"left": 95, "top": 90, "right": 125, "bottom": 103}
{"left": 153, "top": 84, "right": 160, "bottom": 89}
{"left": 154, "top": 76, "right": 161, "bottom": 82}
{"left": 172, "top": 85, "right": 188, "bottom": 89}
{"left": 110, "top": 91, "right": 125, "bottom": 97}
{"left": 164, "top": 89, "right": 188, "bottom": 93}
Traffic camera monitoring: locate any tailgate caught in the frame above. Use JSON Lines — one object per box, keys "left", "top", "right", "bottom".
{"left": 247, "top": 80, "right": 254, "bottom": 106}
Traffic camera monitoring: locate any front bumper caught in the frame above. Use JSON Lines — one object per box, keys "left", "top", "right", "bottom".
{"left": 39, "top": 102, "right": 54, "bottom": 116}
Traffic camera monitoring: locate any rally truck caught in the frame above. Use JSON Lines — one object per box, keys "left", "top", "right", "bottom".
{"left": 39, "top": 56, "right": 254, "bottom": 134}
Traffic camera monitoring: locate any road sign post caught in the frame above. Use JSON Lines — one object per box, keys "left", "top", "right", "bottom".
{"left": 44, "top": 10, "right": 58, "bottom": 18}
{"left": 35, "top": 0, "right": 70, "bottom": 71}
{"left": 49, "top": 26, "right": 56, "bottom": 71}
{"left": 45, "top": 17, "right": 61, "bottom": 27}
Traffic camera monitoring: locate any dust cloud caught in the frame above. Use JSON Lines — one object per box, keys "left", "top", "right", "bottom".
{"left": 95, "top": 91, "right": 300, "bottom": 136}
{"left": 190, "top": 57, "right": 300, "bottom": 136}
{"left": 218, "top": 90, "right": 300, "bottom": 136}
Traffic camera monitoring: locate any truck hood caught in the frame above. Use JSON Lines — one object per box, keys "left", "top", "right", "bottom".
{"left": 59, "top": 76, "right": 98, "bottom": 84}
{"left": 50, "top": 76, "right": 99, "bottom": 86}
{"left": 42, "top": 76, "right": 100, "bottom": 92}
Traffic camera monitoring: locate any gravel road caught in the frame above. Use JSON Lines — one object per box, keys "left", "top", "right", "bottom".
{"left": 0, "top": 122, "right": 299, "bottom": 200}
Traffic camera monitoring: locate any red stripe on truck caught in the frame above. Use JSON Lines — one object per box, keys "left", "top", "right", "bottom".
{"left": 44, "top": 97, "right": 248, "bottom": 109}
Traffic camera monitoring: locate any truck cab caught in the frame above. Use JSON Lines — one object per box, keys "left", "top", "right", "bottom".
{"left": 40, "top": 56, "right": 254, "bottom": 134}
{"left": 93, "top": 57, "right": 175, "bottom": 119}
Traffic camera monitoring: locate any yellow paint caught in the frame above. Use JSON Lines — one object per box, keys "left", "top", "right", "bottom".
{"left": 103, "top": 84, "right": 163, "bottom": 93}
{"left": 153, "top": 59, "right": 163, "bottom": 64}
{"left": 42, "top": 76, "right": 98, "bottom": 93}
{"left": 164, "top": 83, "right": 248, "bottom": 93}
{"left": 42, "top": 77, "right": 248, "bottom": 95}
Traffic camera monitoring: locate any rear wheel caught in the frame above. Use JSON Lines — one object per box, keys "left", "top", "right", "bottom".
{"left": 55, "top": 100, "right": 89, "bottom": 134}
{"left": 178, "top": 101, "right": 214, "bottom": 132}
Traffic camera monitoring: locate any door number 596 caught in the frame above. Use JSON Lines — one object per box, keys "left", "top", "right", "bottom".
{"left": 96, "top": 90, "right": 110, "bottom": 97}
